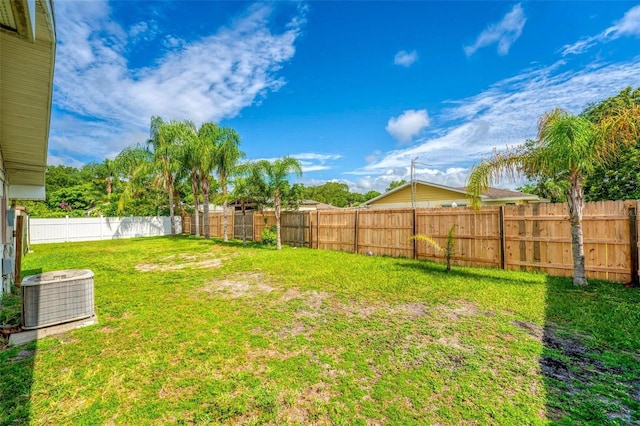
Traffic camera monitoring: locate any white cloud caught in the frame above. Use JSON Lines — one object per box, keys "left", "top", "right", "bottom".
{"left": 365, "top": 149, "right": 382, "bottom": 164}
{"left": 348, "top": 56, "right": 640, "bottom": 190}
{"left": 50, "top": 1, "right": 306, "bottom": 164}
{"left": 250, "top": 152, "right": 341, "bottom": 174}
{"left": 562, "top": 5, "right": 640, "bottom": 56}
{"left": 385, "top": 109, "right": 430, "bottom": 143}
{"left": 292, "top": 153, "right": 342, "bottom": 161}
{"left": 292, "top": 152, "right": 341, "bottom": 172}
{"left": 47, "top": 154, "right": 85, "bottom": 169}
{"left": 394, "top": 50, "right": 418, "bottom": 67}
{"left": 604, "top": 4, "right": 640, "bottom": 38}
{"left": 464, "top": 3, "right": 526, "bottom": 57}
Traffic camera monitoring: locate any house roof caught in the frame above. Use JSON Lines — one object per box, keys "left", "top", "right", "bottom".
{"left": 455, "top": 186, "right": 538, "bottom": 200}
{"left": 1, "top": 0, "right": 56, "bottom": 199}
{"left": 363, "top": 180, "right": 539, "bottom": 205}
{"left": 300, "top": 200, "right": 338, "bottom": 210}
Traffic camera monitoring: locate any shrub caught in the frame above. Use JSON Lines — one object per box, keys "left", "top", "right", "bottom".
{"left": 261, "top": 225, "right": 277, "bottom": 246}
{"left": 410, "top": 225, "right": 456, "bottom": 272}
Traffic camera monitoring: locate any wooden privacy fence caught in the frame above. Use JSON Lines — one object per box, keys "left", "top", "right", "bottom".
{"left": 182, "top": 200, "right": 640, "bottom": 283}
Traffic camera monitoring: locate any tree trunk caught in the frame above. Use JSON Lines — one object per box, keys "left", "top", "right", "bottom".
{"left": 202, "top": 178, "right": 210, "bottom": 239}
{"left": 107, "top": 177, "right": 112, "bottom": 196}
{"left": 275, "top": 189, "right": 282, "bottom": 250}
{"left": 191, "top": 174, "right": 200, "bottom": 237}
{"left": 168, "top": 186, "right": 176, "bottom": 237}
{"left": 567, "top": 177, "right": 587, "bottom": 286}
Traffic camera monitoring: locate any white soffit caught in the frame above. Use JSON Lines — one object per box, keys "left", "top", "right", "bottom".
{"left": 0, "top": 0, "right": 17, "bottom": 31}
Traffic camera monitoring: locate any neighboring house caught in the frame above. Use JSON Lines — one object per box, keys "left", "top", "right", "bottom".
{"left": 227, "top": 199, "right": 338, "bottom": 212}
{"left": 0, "top": 0, "right": 56, "bottom": 293}
{"left": 298, "top": 200, "right": 338, "bottom": 211}
{"left": 363, "top": 180, "right": 540, "bottom": 209}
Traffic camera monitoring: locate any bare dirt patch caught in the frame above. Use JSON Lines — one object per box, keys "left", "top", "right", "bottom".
{"left": 277, "top": 321, "right": 309, "bottom": 338}
{"left": 277, "top": 383, "right": 334, "bottom": 425}
{"left": 135, "top": 254, "right": 224, "bottom": 272}
{"left": 201, "top": 273, "right": 273, "bottom": 298}
{"left": 330, "top": 299, "right": 380, "bottom": 319}
{"left": 8, "top": 349, "right": 35, "bottom": 362}
{"left": 390, "top": 302, "right": 427, "bottom": 318}
{"left": 512, "top": 320, "right": 544, "bottom": 340}
{"left": 296, "top": 291, "right": 331, "bottom": 318}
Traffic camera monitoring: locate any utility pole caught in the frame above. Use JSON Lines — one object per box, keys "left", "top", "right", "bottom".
{"left": 410, "top": 158, "right": 430, "bottom": 208}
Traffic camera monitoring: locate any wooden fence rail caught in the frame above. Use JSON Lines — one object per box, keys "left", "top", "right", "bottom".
{"left": 182, "top": 200, "right": 639, "bottom": 283}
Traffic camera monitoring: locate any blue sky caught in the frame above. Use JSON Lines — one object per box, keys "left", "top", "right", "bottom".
{"left": 49, "top": 1, "right": 640, "bottom": 192}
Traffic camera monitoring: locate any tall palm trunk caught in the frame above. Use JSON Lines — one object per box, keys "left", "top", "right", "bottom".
{"left": 222, "top": 197, "right": 229, "bottom": 243}
{"left": 168, "top": 186, "right": 176, "bottom": 236}
{"left": 202, "top": 177, "right": 211, "bottom": 239}
{"left": 106, "top": 177, "right": 112, "bottom": 196}
{"left": 567, "top": 175, "right": 587, "bottom": 285}
{"left": 191, "top": 171, "right": 200, "bottom": 237}
{"left": 275, "top": 188, "right": 282, "bottom": 250}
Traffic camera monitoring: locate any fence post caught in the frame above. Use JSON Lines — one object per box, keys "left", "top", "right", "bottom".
{"left": 316, "top": 210, "right": 320, "bottom": 249}
{"left": 499, "top": 206, "right": 506, "bottom": 270}
{"left": 629, "top": 204, "right": 639, "bottom": 287}
{"left": 354, "top": 210, "right": 359, "bottom": 253}
{"left": 65, "top": 215, "right": 69, "bottom": 243}
{"left": 412, "top": 208, "right": 417, "bottom": 260}
{"left": 308, "top": 211, "right": 312, "bottom": 248}
{"left": 100, "top": 215, "right": 104, "bottom": 240}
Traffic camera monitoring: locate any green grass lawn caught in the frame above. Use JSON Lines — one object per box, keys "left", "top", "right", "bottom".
{"left": 1, "top": 236, "right": 639, "bottom": 425}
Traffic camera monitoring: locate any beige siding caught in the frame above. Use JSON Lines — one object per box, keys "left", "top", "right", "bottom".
{"left": 369, "top": 185, "right": 468, "bottom": 206}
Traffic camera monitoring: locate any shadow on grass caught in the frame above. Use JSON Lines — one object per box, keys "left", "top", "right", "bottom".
{"left": 540, "top": 276, "right": 640, "bottom": 424}
{"left": 394, "top": 258, "right": 544, "bottom": 285}
{"left": 1, "top": 288, "right": 36, "bottom": 425}
{"left": 173, "top": 234, "right": 276, "bottom": 251}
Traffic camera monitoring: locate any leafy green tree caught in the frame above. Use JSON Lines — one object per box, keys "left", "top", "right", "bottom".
{"left": 45, "top": 165, "right": 81, "bottom": 194}
{"left": 583, "top": 87, "right": 640, "bottom": 201}
{"left": 517, "top": 179, "right": 569, "bottom": 203}
{"left": 305, "top": 182, "right": 350, "bottom": 207}
{"left": 253, "top": 157, "right": 303, "bottom": 250}
{"left": 363, "top": 190, "right": 381, "bottom": 201}
{"left": 385, "top": 180, "right": 407, "bottom": 192}
{"left": 468, "top": 104, "right": 640, "bottom": 286}
{"left": 48, "top": 182, "right": 101, "bottom": 215}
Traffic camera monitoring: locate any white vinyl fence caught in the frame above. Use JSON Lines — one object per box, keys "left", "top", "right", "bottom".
{"left": 30, "top": 216, "right": 182, "bottom": 244}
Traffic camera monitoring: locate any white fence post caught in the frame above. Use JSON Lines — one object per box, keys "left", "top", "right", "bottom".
{"left": 65, "top": 215, "right": 69, "bottom": 242}
{"left": 100, "top": 215, "right": 104, "bottom": 240}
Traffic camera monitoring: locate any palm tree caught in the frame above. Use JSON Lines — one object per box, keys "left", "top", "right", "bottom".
{"left": 196, "top": 122, "right": 221, "bottom": 239}
{"left": 232, "top": 162, "right": 263, "bottom": 246}
{"left": 178, "top": 121, "right": 202, "bottom": 237}
{"left": 254, "top": 157, "right": 303, "bottom": 250}
{"left": 114, "top": 144, "right": 153, "bottom": 214}
{"left": 147, "top": 116, "right": 184, "bottom": 236}
{"left": 213, "top": 127, "right": 243, "bottom": 243}
{"left": 103, "top": 159, "right": 116, "bottom": 196}
{"left": 467, "top": 105, "right": 640, "bottom": 286}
